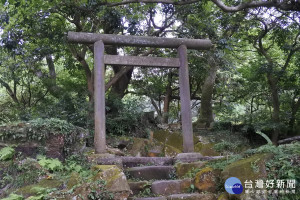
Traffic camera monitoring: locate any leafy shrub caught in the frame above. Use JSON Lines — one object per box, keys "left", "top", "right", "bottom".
{"left": 0, "top": 146, "right": 15, "bottom": 161}
{"left": 37, "top": 156, "right": 63, "bottom": 171}
{"left": 213, "top": 141, "right": 238, "bottom": 153}
{"left": 106, "top": 95, "right": 145, "bottom": 136}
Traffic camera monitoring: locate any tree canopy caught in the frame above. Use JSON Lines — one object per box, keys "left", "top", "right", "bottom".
{"left": 0, "top": 0, "right": 299, "bottom": 144}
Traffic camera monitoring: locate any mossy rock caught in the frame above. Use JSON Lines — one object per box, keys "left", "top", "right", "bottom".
{"left": 67, "top": 172, "right": 81, "bottom": 189}
{"left": 175, "top": 161, "right": 206, "bottom": 178}
{"left": 217, "top": 193, "right": 229, "bottom": 200}
{"left": 92, "top": 165, "right": 129, "bottom": 190}
{"left": 194, "top": 167, "right": 220, "bottom": 193}
{"left": 153, "top": 130, "right": 199, "bottom": 156}
{"left": 221, "top": 154, "right": 272, "bottom": 185}
{"left": 70, "top": 165, "right": 131, "bottom": 200}
{"left": 194, "top": 143, "right": 220, "bottom": 156}
{"left": 127, "top": 138, "right": 150, "bottom": 156}
{"left": 153, "top": 130, "right": 184, "bottom": 151}
{"left": 16, "top": 179, "right": 62, "bottom": 198}
{"left": 221, "top": 153, "right": 273, "bottom": 199}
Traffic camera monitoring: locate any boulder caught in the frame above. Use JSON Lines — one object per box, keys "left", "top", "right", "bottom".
{"left": 194, "top": 167, "right": 220, "bottom": 193}
{"left": 70, "top": 165, "right": 131, "bottom": 200}
{"left": 0, "top": 119, "right": 88, "bottom": 160}
{"left": 16, "top": 179, "right": 63, "bottom": 198}
{"left": 221, "top": 153, "right": 272, "bottom": 200}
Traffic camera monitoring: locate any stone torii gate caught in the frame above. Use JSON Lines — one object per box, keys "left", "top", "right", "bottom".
{"left": 67, "top": 32, "right": 212, "bottom": 153}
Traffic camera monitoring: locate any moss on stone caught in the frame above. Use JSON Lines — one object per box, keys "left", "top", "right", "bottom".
{"left": 67, "top": 172, "right": 80, "bottom": 189}
{"left": 194, "top": 167, "right": 219, "bottom": 193}
{"left": 221, "top": 153, "right": 272, "bottom": 186}
{"left": 175, "top": 161, "right": 206, "bottom": 178}
{"left": 16, "top": 179, "right": 62, "bottom": 198}
{"left": 194, "top": 143, "right": 220, "bottom": 156}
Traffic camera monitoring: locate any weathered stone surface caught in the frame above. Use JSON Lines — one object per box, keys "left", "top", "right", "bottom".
{"left": 221, "top": 154, "right": 271, "bottom": 184}
{"left": 175, "top": 153, "right": 224, "bottom": 163}
{"left": 107, "top": 147, "right": 125, "bottom": 156}
{"left": 122, "top": 157, "right": 174, "bottom": 168}
{"left": 16, "top": 179, "right": 63, "bottom": 198}
{"left": 194, "top": 143, "right": 220, "bottom": 156}
{"left": 175, "top": 153, "right": 204, "bottom": 163}
{"left": 128, "top": 181, "right": 150, "bottom": 195}
{"left": 194, "top": 167, "right": 220, "bottom": 193}
{"left": 96, "top": 157, "right": 123, "bottom": 168}
{"left": 151, "top": 179, "right": 192, "bottom": 195}
{"left": 174, "top": 161, "right": 206, "bottom": 178}
{"left": 167, "top": 193, "right": 217, "bottom": 200}
{"left": 126, "top": 166, "right": 175, "bottom": 180}
{"left": 87, "top": 153, "right": 115, "bottom": 163}
{"left": 128, "top": 138, "right": 150, "bottom": 157}
{"left": 46, "top": 134, "right": 65, "bottom": 160}
{"left": 91, "top": 165, "right": 131, "bottom": 200}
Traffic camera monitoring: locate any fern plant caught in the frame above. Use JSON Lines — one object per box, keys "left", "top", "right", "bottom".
{"left": 0, "top": 146, "right": 15, "bottom": 161}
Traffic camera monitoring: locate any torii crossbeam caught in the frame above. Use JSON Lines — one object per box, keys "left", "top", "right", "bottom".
{"left": 67, "top": 32, "right": 212, "bottom": 153}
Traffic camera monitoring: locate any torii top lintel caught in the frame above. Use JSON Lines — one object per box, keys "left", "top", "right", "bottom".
{"left": 67, "top": 32, "right": 212, "bottom": 50}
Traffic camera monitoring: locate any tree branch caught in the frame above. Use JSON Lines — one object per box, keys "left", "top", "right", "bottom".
{"left": 0, "top": 78, "right": 19, "bottom": 104}
{"left": 211, "top": 0, "right": 300, "bottom": 12}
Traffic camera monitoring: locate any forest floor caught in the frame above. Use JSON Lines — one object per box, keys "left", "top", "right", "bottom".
{"left": 0, "top": 119, "right": 299, "bottom": 200}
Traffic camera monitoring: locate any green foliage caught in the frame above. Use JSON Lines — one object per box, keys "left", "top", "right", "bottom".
{"left": 0, "top": 146, "right": 15, "bottom": 161}
{"left": 37, "top": 156, "right": 63, "bottom": 171}
{"left": 1, "top": 194, "right": 24, "bottom": 200}
{"left": 106, "top": 95, "right": 145, "bottom": 136}
{"left": 213, "top": 141, "right": 238, "bottom": 153}
{"left": 245, "top": 142, "right": 300, "bottom": 199}
{"left": 207, "top": 154, "right": 243, "bottom": 170}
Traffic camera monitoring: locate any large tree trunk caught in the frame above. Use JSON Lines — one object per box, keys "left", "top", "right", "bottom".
{"left": 162, "top": 72, "right": 173, "bottom": 124}
{"left": 196, "top": 56, "right": 218, "bottom": 128}
{"left": 267, "top": 74, "right": 280, "bottom": 145}
{"left": 288, "top": 97, "right": 300, "bottom": 135}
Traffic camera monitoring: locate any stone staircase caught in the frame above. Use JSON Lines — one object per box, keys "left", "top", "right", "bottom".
{"left": 96, "top": 153, "right": 223, "bottom": 200}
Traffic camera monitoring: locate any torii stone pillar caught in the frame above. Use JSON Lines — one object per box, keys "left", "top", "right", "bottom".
{"left": 67, "top": 32, "right": 212, "bottom": 153}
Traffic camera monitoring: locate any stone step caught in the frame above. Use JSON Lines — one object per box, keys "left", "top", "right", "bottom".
{"left": 122, "top": 157, "right": 174, "bottom": 168}
{"left": 167, "top": 193, "right": 216, "bottom": 200}
{"left": 151, "top": 179, "right": 192, "bottom": 196}
{"left": 129, "top": 193, "right": 216, "bottom": 200}
{"left": 129, "top": 197, "right": 167, "bottom": 200}
{"left": 175, "top": 153, "right": 224, "bottom": 163}
{"left": 128, "top": 180, "right": 150, "bottom": 195}
{"left": 126, "top": 166, "right": 175, "bottom": 180}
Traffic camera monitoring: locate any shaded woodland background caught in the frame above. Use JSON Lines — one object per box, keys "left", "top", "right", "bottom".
{"left": 0, "top": 0, "right": 299, "bottom": 144}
